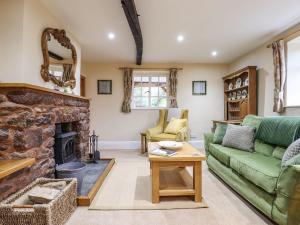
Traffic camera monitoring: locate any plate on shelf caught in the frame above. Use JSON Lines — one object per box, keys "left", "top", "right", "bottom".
{"left": 244, "top": 77, "right": 249, "bottom": 86}
{"left": 231, "top": 92, "right": 237, "bottom": 100}
{"left": 242, "top": 89, "right": 248, "bottom": 99}
{"left": 236, "top": 78, "right": 242, "bottom": 88}
{"left": 237, "top": 90, "right": 242, "bottom": 99}
{"left": 228, "top": 83, "right": 234, "bottom": 90}
{"left": 158, "top": 141, "right": 183, "bottom": 150}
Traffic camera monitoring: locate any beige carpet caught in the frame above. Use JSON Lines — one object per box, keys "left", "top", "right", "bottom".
{"left": 89, "top": 160, "right": 207, "bottom": 210}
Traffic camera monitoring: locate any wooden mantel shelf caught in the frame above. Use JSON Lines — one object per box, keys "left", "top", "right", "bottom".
{"left": 0, "top": 83, "right": 90, "bottom": 101}
{"left": 0, "top": 158, "right": 36, "bottom": 180}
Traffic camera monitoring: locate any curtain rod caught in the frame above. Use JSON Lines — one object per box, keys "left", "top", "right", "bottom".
{"left": 266, "top": 29, "right": 300, "bottom": 48}
{"left": 118, "top": 67, "right": 183, "bottom": 71}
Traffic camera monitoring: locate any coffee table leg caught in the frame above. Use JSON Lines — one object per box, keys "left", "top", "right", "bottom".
{"left": 193, "top": 161, "right": 202, "bottom": 202}
{"left": 152, "top": 162, "right": 160, "bottom": 203}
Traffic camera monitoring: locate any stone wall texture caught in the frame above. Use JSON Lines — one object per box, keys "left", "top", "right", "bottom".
{"left": 0, "top": 87, "right": 90, "bottom": 200}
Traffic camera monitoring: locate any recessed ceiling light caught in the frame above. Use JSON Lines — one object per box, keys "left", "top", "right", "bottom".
{"left": 177, "top": 35, "right": 184, "bottom": 42}
{"left": 108, "top": 32, "right": 115, "bottom": 40}
{"left": 211, "top": 51, "right": 218, "bottom": 57}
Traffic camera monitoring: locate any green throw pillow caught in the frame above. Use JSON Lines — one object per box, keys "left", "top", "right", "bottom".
{"left": 254, "top": 139, "right": 275, "bottom": 156}
{"left": 213, "top": 123, "right": 227, "bottom": 144}
{"left": 272, "top": 146, "right": 286, "bottom": 160}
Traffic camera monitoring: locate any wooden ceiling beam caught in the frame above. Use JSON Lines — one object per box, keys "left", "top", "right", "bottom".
{"left": 121, "top": 0, "right": 143, "bottom": 65}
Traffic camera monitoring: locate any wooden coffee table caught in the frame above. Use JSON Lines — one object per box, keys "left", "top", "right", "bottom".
{"left": 148, "top": 142, "right": 206, "bottom": 203}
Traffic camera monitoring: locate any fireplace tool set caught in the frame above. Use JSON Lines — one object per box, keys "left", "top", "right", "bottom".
{"left": 88, "top": 130, "right": 100, "bottom": 163}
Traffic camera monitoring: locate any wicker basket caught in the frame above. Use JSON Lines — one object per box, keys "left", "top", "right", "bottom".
{"left": 0, "top": 178, "right": 77, "bottom": 225}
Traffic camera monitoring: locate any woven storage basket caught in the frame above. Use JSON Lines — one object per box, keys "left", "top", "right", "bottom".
{"left": 0, "top": 178, "right": 77, "bottom": 225}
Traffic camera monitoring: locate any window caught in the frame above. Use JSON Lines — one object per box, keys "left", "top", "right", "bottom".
{"left": 132, "top": 71, "right": 169, "bottom": 109}
{"left": 286, "top": 36, "right": 300, "bottom": 107}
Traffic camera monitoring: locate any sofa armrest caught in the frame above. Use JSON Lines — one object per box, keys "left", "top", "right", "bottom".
{"left": 274, "top": 165, "right": 300, "bottom": 225}
{"left": 175, "top": 127, "right": 188, "bottom": 141}
{"left": 204, "top": 133, "right": 214, "bottom": 156}
{"left": 146, "top": 125, "right": 163, "bottom": 140}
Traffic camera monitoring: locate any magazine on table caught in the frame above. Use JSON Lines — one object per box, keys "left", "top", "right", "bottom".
{"left": 150, "top": 148, "right": 177, "bottom": 157}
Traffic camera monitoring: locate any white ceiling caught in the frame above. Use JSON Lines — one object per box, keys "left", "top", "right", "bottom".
{"left": 41, "top": 0, "right": 300, "bottom": 64}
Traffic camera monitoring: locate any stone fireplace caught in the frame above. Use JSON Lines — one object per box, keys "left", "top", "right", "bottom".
{"left": 0, "top": 84, "right": 90, "bottom": 201}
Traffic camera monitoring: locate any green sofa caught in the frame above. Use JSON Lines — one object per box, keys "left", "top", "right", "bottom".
{"left": 204, "top": 115, "right": 300, "bottom": 225}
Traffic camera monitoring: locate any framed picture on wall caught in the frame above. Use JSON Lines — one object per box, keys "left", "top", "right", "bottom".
{"left": 97, "top": 80, "right": 112, "bottom": 94}
{"left": 192, "top": 81, "right": 207, "bottom": 95}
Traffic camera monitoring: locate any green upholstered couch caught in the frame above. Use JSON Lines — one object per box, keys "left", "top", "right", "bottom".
{"left": 204, "top": 115, "right": 300, "bottom": 225}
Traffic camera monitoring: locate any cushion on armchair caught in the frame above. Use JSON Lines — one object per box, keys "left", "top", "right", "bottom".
{"left": 164, "top": 117, "right": 187, "bottom": 134}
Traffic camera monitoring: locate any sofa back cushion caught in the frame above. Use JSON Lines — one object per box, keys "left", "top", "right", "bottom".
{"left": 256, "top": 117, "right": 300, "bottom": 148}
{"left": 213, "top": 123, "right": 227, "bottom": 144}
{"left": 242, "top": 115, "right": 263, "bottom": 130}
{"left": 222, "top": 124, "right": 256, "bottom": 151}
{"left": 255, "top": 139, "right": 275, "bottom": 156}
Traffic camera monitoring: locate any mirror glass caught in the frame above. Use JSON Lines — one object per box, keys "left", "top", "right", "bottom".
{"left": 47, "top": 34, "right": 74, "bottom": 83}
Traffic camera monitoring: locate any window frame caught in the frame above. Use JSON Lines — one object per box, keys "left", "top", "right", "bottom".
{"left": 131, "top": 71, "right": 170, "bottom": 110}
{"left": 285, "top": 34, "right": 300, "bottom": 108}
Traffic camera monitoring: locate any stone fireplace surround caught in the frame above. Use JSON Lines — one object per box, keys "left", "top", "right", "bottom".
{"left": 0, "top": 83, "right": 90, "bottom": 201}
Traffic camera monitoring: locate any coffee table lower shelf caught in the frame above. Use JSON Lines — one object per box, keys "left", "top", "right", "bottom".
{"left": 151, "top": 164, "right": 202, "bottom": 203}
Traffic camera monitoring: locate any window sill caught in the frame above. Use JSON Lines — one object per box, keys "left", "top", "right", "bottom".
{"left": 132, "top": 107, "right": 168, "bottom": 110}
{"left": 284, "top": 105, "right": 300, "bottom": 108}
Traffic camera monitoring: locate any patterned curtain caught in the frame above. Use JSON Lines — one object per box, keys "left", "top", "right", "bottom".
{"left": 62, "top": 64, "right": 72, "bottom": 82}
{"left": 121, "top": 68, "right": 133, "bottom": 113}
{"left": 272, "top": 40, "right": 286, "bottom": 113}
{"left": 169, "top": 68, "right": 178, "bottom": 108}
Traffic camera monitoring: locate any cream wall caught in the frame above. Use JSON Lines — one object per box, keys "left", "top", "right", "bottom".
{"left": 0, "top": 0, "right": 81, "bottom": 95}
{"left": 0, "top": 0, "right": 24, "bottom": 82}
{"left": 82, "top": 63, "right": 228, "bottom": 141}
{"left": 229, "top": 24, "right": 300, "bottom": 116}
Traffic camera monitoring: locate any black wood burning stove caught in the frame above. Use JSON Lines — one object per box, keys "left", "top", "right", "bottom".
{"left": 54, "top": 123, "right": 77, "bottom": 165}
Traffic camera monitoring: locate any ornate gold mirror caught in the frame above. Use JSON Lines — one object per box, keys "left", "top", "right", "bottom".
{"left": 41, "top": 28, "right": 77, "bottom": 88}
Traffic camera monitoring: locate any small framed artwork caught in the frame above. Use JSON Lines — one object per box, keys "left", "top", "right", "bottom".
{"left": 192, "top": 81, "right": 207, "bottom": 95}
{"left": 97, "top": 80, "right": 112, "bottom": 94}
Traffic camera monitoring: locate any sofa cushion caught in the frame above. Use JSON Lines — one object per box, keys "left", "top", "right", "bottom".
{"left": 282, "top": 138, "right": 300, "bottom": 166}
{"left": 222, "top": 124, "right": 256, "bottom": 151}
{"left": 255, "top": 139, "right": 275, "bottom": 156}
{"left": 230, "top": 153, "right": 281, "bottom": 194}
{"left": 256, "top": 117, "right": 300, "bottom": 148}
{"left": 209, "top": 144, "right": 252, "bottom": 167}
{"left": 213, "top": 123, "right": 227, "bottom": 144}
{"left": 242, "top": 115, "right": 263, "bottom": 130}
{"left": 272, "top": 146, "right": 286, "bottom": 160}
{"left": 151, "top": 133, "right": 176, "bottom": 141}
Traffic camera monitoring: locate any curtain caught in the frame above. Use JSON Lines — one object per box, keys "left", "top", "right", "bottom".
{"left": 272, "top": 40, "right": 286, "bottom": 113}
{"left": 121, "top": 68, "right": 133, "bottom": 113}
{"left": 62, "top": 64, "right": 72, "bottom": 82}
{"left": 169, "top": 68, "right": 178, "bottom": 108}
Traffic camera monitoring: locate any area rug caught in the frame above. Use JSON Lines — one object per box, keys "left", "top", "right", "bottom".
{"left": 89, "top": 160, "right": 208, "bottom": 210}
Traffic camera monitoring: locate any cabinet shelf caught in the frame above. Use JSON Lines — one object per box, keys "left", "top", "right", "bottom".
{"left": 0, "top": 158, "right": 35, "bottom": 179}
{"left": 224, "top": 85, "right": 248, "bottom": 93}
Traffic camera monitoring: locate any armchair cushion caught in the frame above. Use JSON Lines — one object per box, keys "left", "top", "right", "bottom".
{"left": 151, "top": 133, "right": 177, "bottom": 142}
{"left": 164, "top": 118, "right": 187, "bottom": 134}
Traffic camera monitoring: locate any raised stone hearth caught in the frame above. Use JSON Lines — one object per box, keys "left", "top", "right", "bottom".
{"left": 0, "top": 84, "right": 90, "bottom": 200}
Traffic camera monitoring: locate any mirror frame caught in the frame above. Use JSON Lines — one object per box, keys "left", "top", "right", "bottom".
{"left": 40, "top": 28, "right": 77, "bottom": 88}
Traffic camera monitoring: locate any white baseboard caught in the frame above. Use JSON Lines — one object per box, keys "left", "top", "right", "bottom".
{"left": 99, "top": 140, "right": 204, "bottom": 150}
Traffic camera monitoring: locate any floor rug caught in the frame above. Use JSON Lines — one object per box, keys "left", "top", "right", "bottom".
{"left": 89, "top": 160, "right": 208, "bottom": 210}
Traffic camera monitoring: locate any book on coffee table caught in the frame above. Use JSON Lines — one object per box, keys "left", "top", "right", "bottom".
{"left": 149, "top": 148, "right": 176, "bottom": 157}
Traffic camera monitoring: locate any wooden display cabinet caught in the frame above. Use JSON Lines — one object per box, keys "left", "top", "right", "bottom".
{"left": 223, "top": 66, "right": 257, "bottom": 121}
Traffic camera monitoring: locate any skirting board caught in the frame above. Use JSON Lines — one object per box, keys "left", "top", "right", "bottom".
{"left": 98, "top": 140, "right": 204, "bottom": 150}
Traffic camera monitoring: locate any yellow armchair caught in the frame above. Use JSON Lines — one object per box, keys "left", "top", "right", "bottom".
{"left": 146, "top": 109, "right": 189, "bottom": 143}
